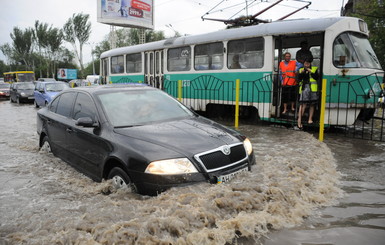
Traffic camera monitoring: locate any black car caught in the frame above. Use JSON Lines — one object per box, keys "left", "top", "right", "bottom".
{"left": 37, "top": 84, "right": 255, "bottom": 195}
{"left": 10, "top": 82, "right": 35, "bottom": 103}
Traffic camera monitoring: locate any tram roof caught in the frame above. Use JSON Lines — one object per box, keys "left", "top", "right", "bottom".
{"left": 101, "top": 17, "right": 355, "bottom": 58}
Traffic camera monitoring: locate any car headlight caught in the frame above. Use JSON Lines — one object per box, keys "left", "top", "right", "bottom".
{"left": 243, "top": 138, "right": 253, "bottom": 155}
{"left": 20, "top": 92, "right": 26, "bottom": 96}
{"left": 145, "top": 158, "right": 198, "bottom": 175}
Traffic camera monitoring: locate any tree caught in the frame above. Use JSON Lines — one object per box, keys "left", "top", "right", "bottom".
{"left": 348, "top": 0, "right": 385, "bottom": 68}
{"left": 93, "top": 28, "right": 166, "bottom": 60}
{"left": 10, "top": 27, "right": 34, "bottom": 69}
{"left": 33, "top": 21, "right": 64, "bottom": 77}
{"left": 0, "top": 59, "right": 7, "bottom": 74}
{"left": 63, "top": 13, "right": 91, "bottom": 73}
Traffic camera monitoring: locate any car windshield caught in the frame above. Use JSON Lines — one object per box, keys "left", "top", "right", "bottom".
{"left": 17, "top": 83, "right": 35, "bottom": 89}
{"left": 0, "top": 83, "right": 10, "bottom": 89}
{"left": 98, "top": 89, "right": 195, "bottom": 127}
{"left": 46, "top": 83, "right": 68, "bottom": 92}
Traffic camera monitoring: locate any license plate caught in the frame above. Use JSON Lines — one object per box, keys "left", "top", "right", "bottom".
{"left": 217, "top": 167, "right": 248, "bottom": 184}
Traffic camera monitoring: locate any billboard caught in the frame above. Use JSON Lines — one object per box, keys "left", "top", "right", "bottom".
{"left": 97, "top": 0, "right": 154, "bottom": 29}
{"left": 57, "top": 69, "right": 77, "bottom": 80}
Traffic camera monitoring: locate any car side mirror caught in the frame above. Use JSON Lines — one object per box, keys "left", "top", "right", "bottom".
{"left": 76, "top": 117, "right": 98, "bottom": 128}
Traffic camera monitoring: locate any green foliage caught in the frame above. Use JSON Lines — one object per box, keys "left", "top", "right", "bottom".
{"left": 1, "top": 19, "right": 78, "bottom": 78}
{"left": 9, "top": 27, "right": 35, "bottom": 69}
{"left": 63, "top": 13, "right": 91, "bottom": 71}
{"left": 349, "top": 0, "right": 385, "bottom": 69}
{"left": 93, "top": 28, "right": 166, "bottom": 60}
{"left": 0, "top": 60, "right": 7, "bottom": 75}
{"left": 84, "top": 59, "right": 100, "bottom": 77}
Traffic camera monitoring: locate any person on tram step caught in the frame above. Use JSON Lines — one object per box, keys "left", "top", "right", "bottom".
{"left": 279, "top": 52, "right": 299, "bottom": 114}
{"left": 297, "top": 59, "right": 319, "bottom": 129}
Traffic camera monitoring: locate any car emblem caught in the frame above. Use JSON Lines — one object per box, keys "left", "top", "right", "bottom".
{"left": 221, "top": 145, "right": 231, "bottom": 155}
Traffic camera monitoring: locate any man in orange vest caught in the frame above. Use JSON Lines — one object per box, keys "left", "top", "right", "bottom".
{"left": 279, "top": 52, "right": 298, "bottom": 114}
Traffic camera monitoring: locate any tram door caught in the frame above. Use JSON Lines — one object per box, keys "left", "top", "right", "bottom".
{"left": 273, "top": 34, "right": 324, "bottom": 121}
{"left": 144, "top": 50, "right": 163, "bottom": 89}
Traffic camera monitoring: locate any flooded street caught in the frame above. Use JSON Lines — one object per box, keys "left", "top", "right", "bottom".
{"left": 0, "top": 100, "right": 384, "bottom": 244}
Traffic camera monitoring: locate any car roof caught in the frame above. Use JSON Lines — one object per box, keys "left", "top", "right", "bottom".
{"left": 38, "top": 81, "right": 67, "bottom": 84}
{"left": 65, "top": 83, "right": 152, "bottom": 94}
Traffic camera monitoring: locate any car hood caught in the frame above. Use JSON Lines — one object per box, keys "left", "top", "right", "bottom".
{"left": 18, "top": 89, "right": 34, "bottom": 94}
{"left": 113, "top": 117, "right": 242, "bottom": 155}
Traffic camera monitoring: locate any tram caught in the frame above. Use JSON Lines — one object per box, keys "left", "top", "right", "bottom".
{"left": 100, "top": 17, "right": 384, "bottom": 126}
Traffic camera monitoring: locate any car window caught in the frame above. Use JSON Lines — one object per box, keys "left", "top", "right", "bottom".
{"left": 56, "top": 92, "right": 76, "bottom": 118}
{"left": 49, "top": 96, "right": 60, "bottom": 113}
{"left": 46, "top": 83, "right": 68, "bottom": 92}
{"left": 73, "top": 93, "right": 97, "bottom": 121}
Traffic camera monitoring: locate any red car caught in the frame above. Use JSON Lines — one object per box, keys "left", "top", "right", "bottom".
{"left": 0, "top": 82, "right": 10, "bottom": 99}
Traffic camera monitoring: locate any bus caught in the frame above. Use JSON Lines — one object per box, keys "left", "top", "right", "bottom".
{"left": 3, "top": 71, "right": 35, "bottom": 83}
{"left": 100, "top": 17, "right": 384, "bottom": 127}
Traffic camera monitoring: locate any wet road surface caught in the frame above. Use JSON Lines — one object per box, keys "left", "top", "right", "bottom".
{"left": 0, "top": 100, "right": 384, "bottom": 244}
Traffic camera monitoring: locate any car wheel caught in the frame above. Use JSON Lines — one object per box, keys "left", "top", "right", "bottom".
{"left": 40, "top": 136, "right": 52, "bottom": 154}
{"left": 34, "top": 100, "right": 39, "bottom": 108}
{"left": 108, "top": 167, "right": 137, "bottom": 192}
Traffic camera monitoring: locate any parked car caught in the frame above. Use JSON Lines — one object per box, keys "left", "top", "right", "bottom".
{"left": 37, "top": 78, "right": 57, "bottom": 82}
{"left": 34, "top": 81, "right": 69, "bottom": 108}
{"left": 37, "top": 84, "right": 255, "bottom": 195}
{"left": 68, "top": 79, "right": 91, "bottom": 88}
{"left": 86, "top": 75, "right": 101, "bottom": 86}
{"left": 0, "top": 82, "right": 10, "bottom": 99}
{"left": 9, "top": 82, "right": 35, "bottom": 103}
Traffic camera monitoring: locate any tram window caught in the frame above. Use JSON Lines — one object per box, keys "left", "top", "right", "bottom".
{"left": 167, "top": 46, "right": 191, "bottom": 71}
{"left": 111, "top": 55, "right": 124, "bottom": 74}
{"left": 126, "top": 53, "right": 142, "bottom": 73}
{"left": 228, "top": 37, "right": 264, "bottom": 69}
{"left": 333, "top": 32, "right": 381, "bottom": 69}
{"left": 194, "top": 42, "right": 224, "bottom": 70}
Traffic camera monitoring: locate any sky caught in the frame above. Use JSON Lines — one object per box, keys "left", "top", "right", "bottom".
{"left": 0, "top": 0, "right": 345, "bottom": 65}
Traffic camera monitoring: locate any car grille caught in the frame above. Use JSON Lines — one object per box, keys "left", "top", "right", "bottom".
{"left": 194, "top": 143, "right": 247, "bottom": 172}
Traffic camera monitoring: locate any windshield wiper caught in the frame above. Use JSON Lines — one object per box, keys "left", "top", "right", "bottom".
{"left": 366, "top": 50, "right": 379, "bottom": 64}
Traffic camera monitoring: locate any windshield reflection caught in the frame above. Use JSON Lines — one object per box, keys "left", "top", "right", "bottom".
{"left": 17, "top": 83, "right": 35, "bottom": 89}
{"left": 98, "top": 89, "right": 194, "bottom": 127}
{"left": 333, "top": 32, "right": 382, "bottom": 69}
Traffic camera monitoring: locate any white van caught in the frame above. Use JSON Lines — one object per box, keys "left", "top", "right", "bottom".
{"left": 85, "top": 75, "right": 101, "bottom": 86}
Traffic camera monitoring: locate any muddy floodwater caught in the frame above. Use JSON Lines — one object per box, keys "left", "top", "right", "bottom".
{"left": 0, "top": 100, "right": 384, "bottom": 245}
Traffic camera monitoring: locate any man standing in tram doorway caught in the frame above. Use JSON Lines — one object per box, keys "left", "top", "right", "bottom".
{"left": 296, "top": 40, "right": 313, "bottom": 68}
{"left": 279, "top": 52, "right": 298, "bottom": 114}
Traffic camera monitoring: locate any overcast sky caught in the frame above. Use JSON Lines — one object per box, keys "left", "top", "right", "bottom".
{"left": 0, "top": 0, "right": 344, "bottom": 65}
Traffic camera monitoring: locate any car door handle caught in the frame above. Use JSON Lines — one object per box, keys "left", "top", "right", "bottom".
{"left": 66, "top": 128, "right": 73, "bottom": 133}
